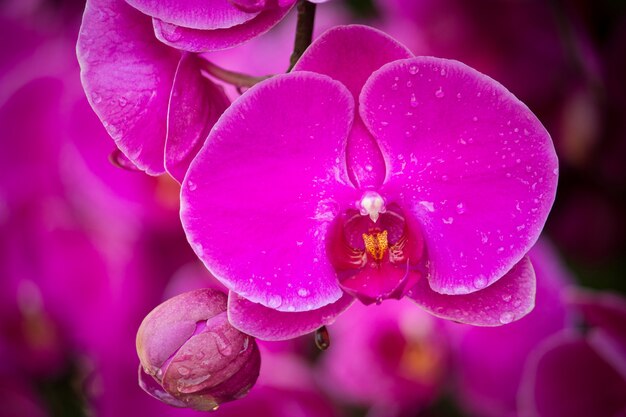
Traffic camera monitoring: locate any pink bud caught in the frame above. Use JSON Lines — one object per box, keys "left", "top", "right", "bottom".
{"left": 136, "top": 289, "right": 260, "bottom": 411}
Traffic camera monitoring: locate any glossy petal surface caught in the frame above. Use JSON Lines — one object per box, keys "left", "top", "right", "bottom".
{"left": 77, "top": 0, "right": 179, "bottom": 174}
{"left": 294, "top": 25, "right": 412, "bottom": 189}
{"left": 407, "top": 256, "right": 535, "bottom": 325}
{"left": 228, "top": 291, "right": 355, "bottom": 341}
{"left": 181, "top": 72, "right": 356, "bottom": 312}
{"left": 165, "top": 53, "right": 230, "bottom": 183}
{"left": 361, "top": 57, "right": 558, "bottom": 294}
{"left": 153, "top": 5, "right": 293, "bottom": 53}
{"left": 126, "top": 0, "right": 259, "bottom": 30}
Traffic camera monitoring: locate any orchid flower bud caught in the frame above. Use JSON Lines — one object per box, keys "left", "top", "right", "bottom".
{"left": 136, "top": 289, "right": 260, "bottom": 411}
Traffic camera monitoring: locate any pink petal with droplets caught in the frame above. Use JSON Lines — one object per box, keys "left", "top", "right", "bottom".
{"left": 165, "top": 54, "right": 230, "bottom": 183}
{"left": 126, "top": 0, "right": 259, "bottom": 30}
{"left": 361, "top": 57, "right": 558, "bottom": 294}
{"left": 228, "top": 291, "right": 354, "bottom": 341}
{"left": 294, "top": 25, "right": 412, "bottom": 189}
{"left": 77, "top": 0, "right": 179, "bottom": 175}
{"left": 152, "top": 4, "right": 293, "bottom": 53}
{"left": 407, "top": 256, "right": 536, "bottom": 326}
{"left": 181, "top": 72, "right": 356, "bottom": 312}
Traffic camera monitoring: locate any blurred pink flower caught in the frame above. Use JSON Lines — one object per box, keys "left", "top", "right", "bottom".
{"left": 518, "top": 290, "right": 626, "bottom": 417}
{"left": 181, "top": 25, "right": 558, "bottom": 340}
{"left": 318, "top": 299, "right": 449, "bottom": 416}
{"left": 451, "top": 240, "right": 574, "bottom": 417}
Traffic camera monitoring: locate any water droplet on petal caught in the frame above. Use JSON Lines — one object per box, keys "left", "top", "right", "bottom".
{"left": 91, "top": 92, "right": 102, "bottom": 104}
{"left": 499, "top": 312, "right": 514, "bottom": 324}
{"left": 410, "top": 93, "right": 418, "bottom": 107}
{"left": 159, "top": 21, "right": 182, "bottom": 42}
{"left": 297, "top": 288, "right": 309, "bottom": 297}
{"left": 502, "top": 294, "right": 512, "bottom": 302}
{"left": 435, "top": 87, "right": 444, "bottom": 98}
{"left": 178, "top": 366, "right": 190, "bottom": 376}
{"left": 315, "top": 326, "right": 330, "bottom": 351}
{"left": 473, "top": 276, "right": 487, "bottom": 289}
{"left": 419, "top": 201, "right": 435, "bottom": 212}
{"left": 267, "top": 295, "right": 282, "bottom": 309}
{"left": 118, "top": 97, "right": 127, "bottom": 107}
{"left": 187, "top": 181, "right": 197, "bottom": 191}
{"left": 109, "top": 148, "right": 140, "bottom": 171}
{"left": 455, "top": 202, "right": 466, "bottom": 214}
{"left": 408, "top": 64, "right": 419, "bottom": 75}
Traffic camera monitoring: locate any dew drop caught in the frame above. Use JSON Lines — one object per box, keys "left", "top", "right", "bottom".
{"left": 442, "top": 217, "right": 454, "bottom": 224}
{"left": 455, "top": 202, "right": 466, "bottom": 214}
{"left": 419, "top": 201, "right": 435, "bottom": 212}
{"left": 410, "top": 93, "right": 418, "bottom": 107}
{"left": 109, "top": 149, "right": 140, "bottom": 171}
{"left": 502, "top": 294, "right": 512, "bottom": 302}
{"left": 473, "top": 276, "right": 487, "bottom": 289}
{"left": 435, "top": 87, "right": 444, "bottom": 98}
{"left": 499, "top": 312, "right": 514, "bottom": 324}
{"left": 315, "top": 326, "right": 330, "bottom": 351}
{"left": 380, "top": 121, "right": 389, "bottom": 127}
{"left": 267, "top": 295, "right": 282, "bottom": 308}
{"left": 188, "top": 181, "right": 197, "bottom": 191}
{"left": 159, "top": 21, "right": 182, "bottom": 42}
{"left": 408, "top": 64, "right": 419, "bottom": 75}
{"left": 118, "top": 97, "right": 127, "bottom": 107}
{"left": 297, "top": 288, "right": 309, "bottom": 297}
{"left": 440, "top": 68, "right": 447, "bottom": 76}
{"left": 91, "top": 92, "right": 102, "bottom": 104}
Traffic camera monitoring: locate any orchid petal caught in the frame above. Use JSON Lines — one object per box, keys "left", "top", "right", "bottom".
{"left": 294, "top": 25, "right": 412, "bottom": 189}
{"left": 165, "top": 54, "right": 230, "bottom": 183}
{"left": 228, "top": 291, "right": 355, "bottom": 341}
{"left": 153, "top": 5, "right": 293, "bottom": 53}
{"left": 361, "top": 57, "right": 558, "bottom": 294}
{"left": 77, "top": 0, "right": 179, "bottom": 174}
{"left": 125, "top": 0, "right": 259, "bottom": 30}
{"left": 407, "top": 256, "right": 535, "bottom": 326}
{"left": 181, "top": 72, "right": 356, "bottom": 312}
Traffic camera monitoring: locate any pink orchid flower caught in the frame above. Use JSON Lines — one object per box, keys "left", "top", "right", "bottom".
{"left": 181, "top": 25, "right": 558, "bottom": 340}
{"left": 518, "top": 290, "right": 626, "bottom": 417}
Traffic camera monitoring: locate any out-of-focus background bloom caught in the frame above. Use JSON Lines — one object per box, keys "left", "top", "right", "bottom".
{"left": 1, "top": 0, "right": 624, "bottom": 416}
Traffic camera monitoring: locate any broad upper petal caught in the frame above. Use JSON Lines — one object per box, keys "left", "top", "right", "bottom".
{"left": 361, "top": 57, "right": 558, "bottom": 294}
{"left": 181, "top": 72, "right": 356, "bottom": 312}
{"left": 407, "top": 256, "right": 536, "bottom": 326}
{"left": 228, "top": 291, "right": 354, "bottom": 341}
{"left": 294, "top": 25, "right": 412, "bottom": 189}
{"left": 77, "top": 0, "right": 179, "bottom": 174}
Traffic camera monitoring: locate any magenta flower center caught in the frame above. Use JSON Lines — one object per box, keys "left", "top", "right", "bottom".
{"left": 329, "top": 191, "right": 424, "bottom": 305}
